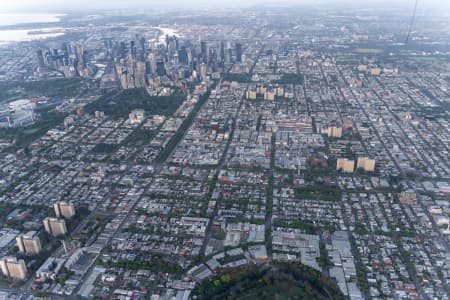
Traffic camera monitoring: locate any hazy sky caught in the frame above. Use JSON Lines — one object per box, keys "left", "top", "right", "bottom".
{"left": 0, "top": 0, "right": 448, "bottom": 13}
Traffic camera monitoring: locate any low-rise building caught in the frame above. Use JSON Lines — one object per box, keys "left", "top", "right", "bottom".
{"left": 129, "top": 109, "right": 145, "bottom": 125}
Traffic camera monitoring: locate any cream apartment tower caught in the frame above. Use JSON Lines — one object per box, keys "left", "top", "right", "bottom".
{"left": 16, "top": 231, "right": 41, "bottom": 255}
{"left": 54, "top": 202, "right": 75, "bottom": 219}
{"left": 357, "top": 157, "right": 376, "bottom": 172}
{"left": 43, "top": 217, "right": 68, "bottom": 236}
{"left": 336, "top": 158, "right": 355, "bottom": 173}
{"left": 0, "top": 257, "right": 27, "bottom": 280}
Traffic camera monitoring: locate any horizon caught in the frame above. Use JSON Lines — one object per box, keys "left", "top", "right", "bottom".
{"left": 0, "top": 0, "right": 449, "bottom": 14}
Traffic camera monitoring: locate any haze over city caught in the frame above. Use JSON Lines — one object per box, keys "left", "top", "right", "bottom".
{"left": 0, "top": 0, "right": 448, "bottom": 299}
{"left": 1, "top": 0, "right": 450, "bottom": 12}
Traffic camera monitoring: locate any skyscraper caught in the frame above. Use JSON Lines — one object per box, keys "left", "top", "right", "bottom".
{"left": 135, "top": 61, "right": 147, "bottom": 88}
{"left": 220, "top": 41, "right": 225, "bottom": 62}
{"left": 156, "top": 61, "right": 166, "bottom": 76}
{"left": 165, "top": 34, "right": 170, "bottom": 48}
{"left": 178, "top": 46, "right": 188, "bottom": 65}
{"left": 200, "top": 40, "right": 207, "bottom": 63}
{"left": 148, "top": 52, "right": 157, "bottom": 74}
{"left": 36, "top": 49, "right": 45, "bottom": 67}
{"left": 200, "top": 63, "right": 207, "bottom": 81}
{"left": 120, "top": 42, "right": 127, "bottom": 57}
{"left": 74, "top": 44, "right": 86, "bottom": 68}
{"left": 130, "top": 40, "right": 137, "bottom": 59}
{"left": 200, "top": 41, "right": 207, "bottom": 56}
{"left": 236, "top": 43, "right": 242, "bottom": 63}
{"left": 140, "top": 37, "right": 146, "bottom": 53}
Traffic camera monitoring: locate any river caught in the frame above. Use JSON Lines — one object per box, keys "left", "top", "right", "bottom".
{"left": 0, "top": 13, "right": 65, "bottom": 45}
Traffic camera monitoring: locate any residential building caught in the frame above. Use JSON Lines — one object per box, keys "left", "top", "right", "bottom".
{"left": 328, "top": 126, "right": 343, "bottom": 138}
{"left": 16, "top": 231, "right": 41, "bottom": 255}
{"left": 336, "top": 158, "right": 355, "bottom": 173}
{"left": 356, "top": 157, "right": 376, "bottom": 172}
{"left": 43, "top": 217, "right": 67, "bottom": 236}
{"left": 54, "top": 202, "right": 75, "bottom": 219}
{"left": 0, "top": 257, "right": 27, "bottom": 280}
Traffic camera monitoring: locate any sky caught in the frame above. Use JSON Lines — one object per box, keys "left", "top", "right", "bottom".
{"left": 0, "top": 0, "right": 448, "bottom": 13}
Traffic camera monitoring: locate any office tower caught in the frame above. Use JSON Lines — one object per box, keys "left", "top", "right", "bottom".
{"left": 74, "top": 44, "right": 88, "bottom": 77}
{"left": 0, "top": 257, "right": 27, "bottom": 280}
{"left": 200, "top": 40, "right": 207, "bottom": 63}
{"left": 357, "top": 157, "right": 376, "bottom": 172}
{"left": 120, "top": 42, "right": 127, "bottom": 57}
{"left": 165, "top": 34, "right": 170, "bottom": 48}
{"left": 327, "top": 126, "right": 343, "bottom": 138}
{"left": 220, "top": 41, "right": 225, "bottom": 62}
{"left": 16, "top": 231, "right": 41, "bottom": 255}
{"left": 53, "top": 202, "right": 75, "bottom": 219}
{"left": 135, "top": 61, "right": 146, "bottom": 88}
{"left": 178, "top": 46, "right": 188, "bottom": 65}
{"left": 226, "top": 46, "right": 232, "bottom": 64}
{"left": 139, "top": 37, "right": 145, "bottom": 53}
{"left": 62, "top": 42, "right": 70, "bottom": 55}
{"left": 36, "top": 50, "right": 45, "bottom": 67}
{"left": 148, "top": 52, "right": 157, "bottom": 74}
{"left": 130, "top": 40, "right": 137, "bottom": 58}
{"left": 156, "top": 61, "right": 166, "bottom": 76}
{"left": 168, "top": 38, "right": 177, "bottom": 56}
{"left": 61, "top": 43, "right": 69, "bottom": 65}
{"left": 187, "top": 49, "right": 193, "bottom": 65}
{"left": 200, "top": 63, "right": 207, "bottom": 81}
{"left": 174, "top": 36, "right": 179, "bottom": 51}
{"left": 43, "top": 217, "right": 68, "bottom": 236}
{"left": 200, "top": 40, "right": 207, "bottom": 56}
{"left": 208, "top": 49, "right": 217, "bottom": 68}
{"left": 74, "top": 44, "right": 86, "bottom": 67}
{"left": 336, "top": 158, "right": 355, "bottom": 173}
{"left": 116, "top": 64, "right": 128, "bottom": 89}
{"left": 236, "top": 43, "right": 242, "bottom": 63}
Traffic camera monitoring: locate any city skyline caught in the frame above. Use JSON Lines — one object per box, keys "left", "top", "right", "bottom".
{"left": 0, "top": 2, "right": 448, "bottom": 299}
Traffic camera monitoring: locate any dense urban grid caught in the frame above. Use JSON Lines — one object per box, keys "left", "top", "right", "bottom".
{"left": 0, "top": 5, "right": 449, "bottom": 300}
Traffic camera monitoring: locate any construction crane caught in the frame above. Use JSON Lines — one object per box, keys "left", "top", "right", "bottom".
{"left": 405, "top": 0, "right": 419, "bottom": 45}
